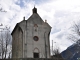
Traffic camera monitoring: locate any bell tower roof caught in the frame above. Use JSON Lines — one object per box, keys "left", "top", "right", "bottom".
{"left": 32, "top": 7, "right": 37, "bottom": 14}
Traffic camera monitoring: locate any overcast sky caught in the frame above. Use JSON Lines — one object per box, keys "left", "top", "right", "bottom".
{"left": 0, "top": 0, "right": 80, "bottom": 52}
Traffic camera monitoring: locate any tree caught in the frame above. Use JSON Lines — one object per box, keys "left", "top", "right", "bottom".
{"left": 0, "top": 27, "right": 12, "bottom": 59}
{"left": 67, "top": 22, "right": 80, "bottom": 43}
{"left": 4, "top": 27, "right": 11, "bottom": 59}
{"left": 77, "top": 58, "right": 80, "bottom": 60}
{"left": 0, "top": 30, "right": 6, "bottom": 59}
{"left": 53, "top": 47, "right": 60, "bottom": 55}
{"left": 51, "top": 42, "right": 60, "bottom": 58}
{"left": 51, "top": 40, "right": 60, "bottom": 56}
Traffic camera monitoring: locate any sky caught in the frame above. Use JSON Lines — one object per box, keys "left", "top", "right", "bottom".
{"left": 0, "top": 0, "right": 80, "bottom": 53}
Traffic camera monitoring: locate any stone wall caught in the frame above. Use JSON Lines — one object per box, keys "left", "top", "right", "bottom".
{"left": 0, "top": 58, "right": 65, "bottom": 60}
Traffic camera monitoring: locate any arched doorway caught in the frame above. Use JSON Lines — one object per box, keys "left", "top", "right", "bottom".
{"left": 33, "top": 48, "right": 39, "bottom": 58}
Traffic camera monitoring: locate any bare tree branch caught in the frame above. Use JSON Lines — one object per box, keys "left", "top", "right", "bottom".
{"left": 0, "top": 26, "right": 11, "bottom": 59}
{"left": 68, "top": 21, "right": 80, "bottom": 43}
{"left": 0, "top": 4, "right": 7, "bottom": 12}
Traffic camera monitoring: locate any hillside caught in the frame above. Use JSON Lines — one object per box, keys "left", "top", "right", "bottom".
{"left": 61, "top": 43, "right": 80, "bottom": 60}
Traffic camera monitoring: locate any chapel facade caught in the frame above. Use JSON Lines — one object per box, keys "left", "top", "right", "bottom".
{"left": 11, "top": 7, "right": 51, "bottom": 58}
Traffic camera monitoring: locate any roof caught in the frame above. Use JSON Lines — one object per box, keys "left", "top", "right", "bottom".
{"left": 11, "top": 23, "right": 19, "bottom": 35}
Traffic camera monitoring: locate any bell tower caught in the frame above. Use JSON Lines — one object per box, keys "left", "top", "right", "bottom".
{"left": 32, "top": 7, "right": 37, "bottom": 14}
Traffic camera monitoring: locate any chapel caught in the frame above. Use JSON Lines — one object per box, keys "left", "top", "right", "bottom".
{"left": 11, "top": 7, "right": 51, "bottom": 58}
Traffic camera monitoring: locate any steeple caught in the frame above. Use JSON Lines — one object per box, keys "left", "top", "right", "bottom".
{"left": 32, "top": 7, "right": 37, "bottom": 14}
{"left": 23, "top": 16, "right": 25, "bottom": 20}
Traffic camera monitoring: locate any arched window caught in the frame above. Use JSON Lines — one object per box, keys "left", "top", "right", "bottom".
{"left": 33, "top": 48, "right": 39, "bottom": 58}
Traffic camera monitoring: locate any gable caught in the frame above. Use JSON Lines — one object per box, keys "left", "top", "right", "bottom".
{"left": 11, "top": 23, "right": 19, "bottom": 35}
{"left": 27, "top": 13, "right": 44, "bottom": 25}
{"left": 11, "top": 7, "right": 52, "bottom": 35}
{"left": 11, "top": 23, "right": 23, "bottom": 35}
